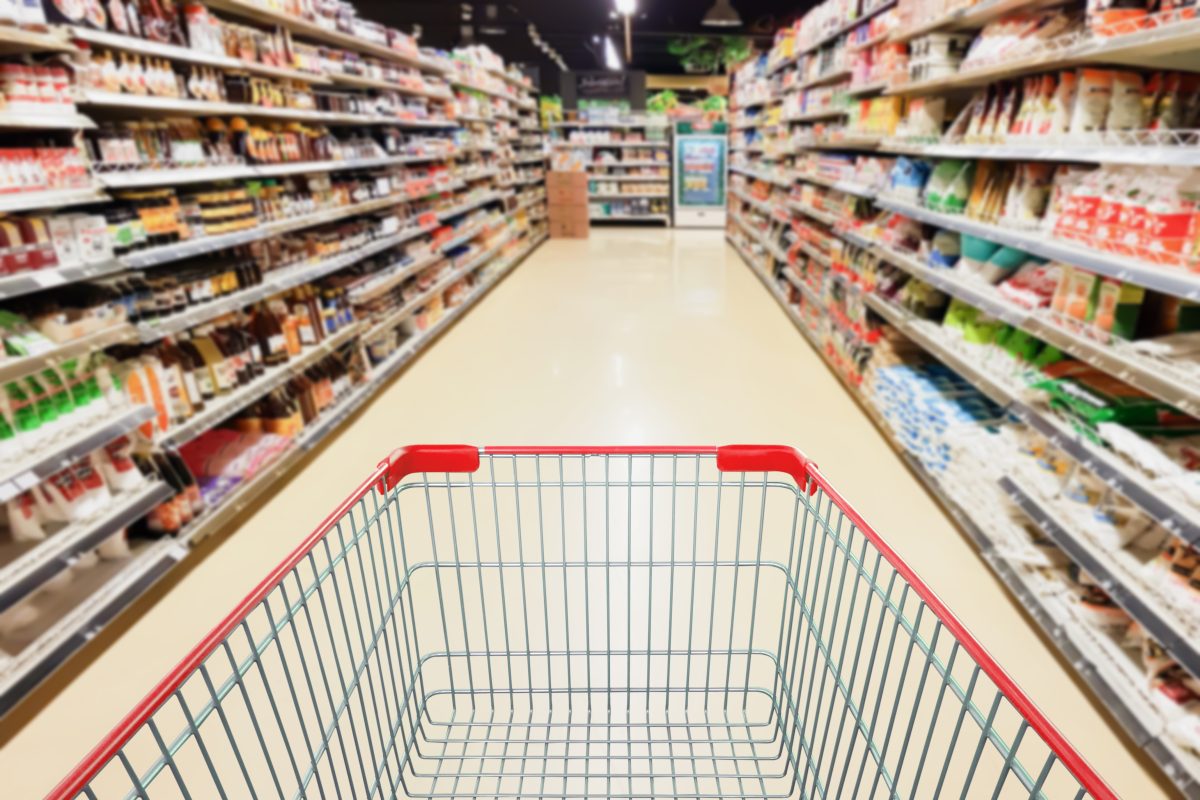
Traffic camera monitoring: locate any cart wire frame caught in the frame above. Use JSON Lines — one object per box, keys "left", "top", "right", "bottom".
{"left": 48, "top": 445, "right": 1115, "bottom": 800}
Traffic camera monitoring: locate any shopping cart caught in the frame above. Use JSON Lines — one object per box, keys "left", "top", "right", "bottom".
{"left": 50, "top": 445, "right": 1115, "bottom": 799}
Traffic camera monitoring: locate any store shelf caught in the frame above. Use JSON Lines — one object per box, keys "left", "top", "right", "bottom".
{"left": 786, "top": 199, "right": 843, "bottom": 228}
{"left": 889, "top": 0, "right": 1044, "bottom": 42}
{"left": 730, "top": 164, "right": 792, "bottom": 187}
{"left": 588, "top": 161, "right": 670, "bottom": 169}
{"left": 437, "top": 191, "right": 505, "bottom": 221}
{"left": 729, "top": 187, "right": 777, "bottom": 217}
{"left": 348, "top": 251, "right": 444, "bottom": 304}
{"left": 328, "top": 72, "right": 450, "bottom": 99}
{"left": 589, "top": 213, "right": 671, "bottom": 223}
{"left": 0, "top": 481, "right": 173, "bottom": 615}
{"left": 845, "top": 79, "right": 891, "bottom": 97}
{"left": 868, "top": 239, "right": 1200, "bottom": 415}
{"left": 730, "top": 233, "right": 1200, "bottom": 799}
{"left": 861, "top": 285, "right": 1200, "bottom": 544}
{"left": 793, "top": 171, "right": 878, "bottom": 198}
{"left": 0, "top": 406, "right": 156, "bottom": 505}
{"left": 799, "top": 0, "right": 898, "bottom": 56}
{"left": 1003, "top": 477, "right": 1200, "bottom": 680}
{"left": 589, "top": 192, "right": 669, "bottom": 200}
{"left": 889, "top": 137, "right": 1200, "bottom": 167}
{"left": 0, "top": 186, "right": 108, "bottom": 214}
{"left": 552, "top": 121, "right": 669, "bottom": 129}
{"left": 862, "top": 293, "right": 1018, "bottom": 405}
{"left": 177, "top": 228, "right": 541, "bottom": 551}
{"left": 201, "top": 0, "right": 442, "bottom": 71}
{"left": 68, "top": 27, "right": 331, "bottom": 84}
{"left": 0, "top": 259, "right": 126, "bottom": 302}
{"left": 0, "top": 23, "right": 74, "bottom": 54}
{"left": 0, "top": 536, "right": 184, "bottom": 717}
{"left": 585, "top": 174, "right": 668, "bottom": 182}
{"left": 158, "top": 323, "right": 362, "bottom": 449}
{"left": 79, "top": 90, "right": 457, "bottom": 127}
{"left": 0, "top": 109, "right": 94, "bottom": 130}
{"left": 553, "top": 141, "right": 670, "bottom": 149}
{"left": 790, "top": 68, "right": 853, "bottom": 92}
{"left": 438, "top": 222, "right": 488, "bottom": 252}
{"left": 514, "top": 154, "right": 547, "bottom": 165}
{"left": 136, "top": 225, "right": 434, "bottom": 342}
{"left": 782, "top": 107, "right": 847, "bottom": 123}
{"left": 730, "top": 213, "right": 790, "bottom": 264}
{"left": 120, "top": 189, "right": 438, "bottom": 270}
{"left": 1008, "top": 402, "right": 1200, "bottom": 545}
{"left": 95, "top": 152, "right": 456, "bottom": 189}
{"left": 875, "top": 195, "right": 1200, "bottom": 301}
{"left": 450, "top": 78, "right": 517, "bottom": 102}
{"left": 0, "top": 324, "right": 136, "bottom": 383}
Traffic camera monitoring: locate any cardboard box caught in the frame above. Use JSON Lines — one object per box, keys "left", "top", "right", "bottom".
{"left": 550, "top": 217, "right": 589, "bottom": 239}
{"left": 547, "top": 171, "right": 589, "bottom": 208}
{"left": 548, "top": 204, "right": 588, "bottom": 225}
{"left": 548, "top": 187, "right": 588, "bottom": 208}
{"left": 546, "top": 171, "right": 589, "bottom": 192}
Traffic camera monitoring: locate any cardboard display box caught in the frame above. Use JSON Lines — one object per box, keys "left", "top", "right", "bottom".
{"left": 550, "top": 216, "right": 589, "bottom": 239}
{"left": 546, "top": 171, "right": 589, "bottom": 208}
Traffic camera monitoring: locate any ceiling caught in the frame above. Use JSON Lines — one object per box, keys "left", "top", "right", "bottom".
{"left": 359, "top": 1, "right": 804, "bottom": 90}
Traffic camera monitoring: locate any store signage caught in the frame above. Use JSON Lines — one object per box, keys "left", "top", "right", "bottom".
{"left": 578, "top": 73, "right": 629, "bottom": 98}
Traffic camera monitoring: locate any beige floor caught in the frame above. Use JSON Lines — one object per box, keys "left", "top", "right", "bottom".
{"left": 2, "top": 228, "right": 1165, "bottom": 798}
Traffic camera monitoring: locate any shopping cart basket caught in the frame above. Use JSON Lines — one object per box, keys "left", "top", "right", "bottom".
{"left": 50, "top": 445, "right": 1114, "bottom": 799}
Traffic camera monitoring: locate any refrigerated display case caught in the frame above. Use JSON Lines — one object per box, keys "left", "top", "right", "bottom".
{"left": 672, "top": 122, "right": 727, "bottom": 228}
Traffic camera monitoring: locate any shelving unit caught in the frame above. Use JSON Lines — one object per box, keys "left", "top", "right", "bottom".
{"left": 551, "top": 116, "right": 673, "bottom": 227}
{"left": 0, "top": 12, "right": 547, "bottom": 716}
{"left": 727, "top": 0, "right": 1200, "bottom": 793}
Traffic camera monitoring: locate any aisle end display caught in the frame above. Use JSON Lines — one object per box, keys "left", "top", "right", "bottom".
{"left": 550, "top": 112, "right": 673, "bottom": 225}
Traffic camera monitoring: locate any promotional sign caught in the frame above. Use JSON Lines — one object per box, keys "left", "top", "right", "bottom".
{"left": 672, "top": 130, "right": 727, "bottom": 228}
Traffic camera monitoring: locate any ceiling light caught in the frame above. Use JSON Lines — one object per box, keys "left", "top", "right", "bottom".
{"left": 702, "top": 0, "right": 742, "bottom": 26}
{"left": 615, "top": 0, "right": 635, "bottom": 13}
{"left": 603, "top": 36, "right": 621, "bottom": 70}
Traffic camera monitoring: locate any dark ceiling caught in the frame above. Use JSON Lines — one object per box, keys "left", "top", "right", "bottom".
{"left": 360, "top": 1, "right": 806, "bottom": 91}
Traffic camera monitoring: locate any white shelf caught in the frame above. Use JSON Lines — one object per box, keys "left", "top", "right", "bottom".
{"left": 874, "top": 195, "right": 1200, "bottom": 301}
{"left": 0, "top": 109, "right": 94, "bottom": 130}
{"left": 0, "top": 258, "right": 126, "bottom": 302}
{"left": 554, "top": 141, "right": 670, "bottom": 149}
{"left": 136, "top": 225, "right": 434, "bottom": 342}
{"left": 0, "top": 324, "right": 135, "bottom": 383}
{"left": 0, "top": 481, "right": 173, "bottom": 614}
{"left": 78, "top": 90, "right": 457, "bottom": 128}
{"left": 202, "top": 0, "right": 444, "bottom": 71}
{"left": 328, "top": 72, "right": 451, "bottom": 99}
{"left": 96, "top": 152, "right": 455, "bottom": 189}
{"left": 782, "top": 107, "right": 847, "bottom": 123}
{"left": 158, "top": 323, "right": 362, "bottom": 449}
{"left": 0, "top": 406, "right": 156, "bottom": 505}
{"left": 588, "top": 174, "right": 669, "bottom": 182}
{"left": 69, "top": 27, "right": 331, "bottom": 84}
{"left": 867, "top": 238, "right": 1200, "bottom": 416}
{"left": 588, "top": 161, "right": 670, "bottom": 169}
{"left": 589, "top": 193, "right": 669, "bottom": 200}
{"left": 0, "top": 185, "right": 108, "bottom": 214}
{"left": 589, "top": 213, "right": 671, "bottom": 223}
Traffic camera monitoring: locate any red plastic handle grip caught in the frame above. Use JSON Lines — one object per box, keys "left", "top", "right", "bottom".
{"left": 378, "top": 445, "right": 817, "bottom": 493}
{"left": 377, "top": 444, "right": 481, "bottom": 492}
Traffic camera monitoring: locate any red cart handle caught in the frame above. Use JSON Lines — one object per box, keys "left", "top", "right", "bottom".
{"left": 377, "top": 444, "right": 818, "bottom": 493}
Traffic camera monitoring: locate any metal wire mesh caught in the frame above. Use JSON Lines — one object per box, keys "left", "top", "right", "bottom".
{"left": 65, "top": 452, "right": 1102, "bottom": 799}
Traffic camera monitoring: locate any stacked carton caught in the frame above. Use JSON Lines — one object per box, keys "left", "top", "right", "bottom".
{"left": 547, "top": 172, "right": 589, "bottom": 239}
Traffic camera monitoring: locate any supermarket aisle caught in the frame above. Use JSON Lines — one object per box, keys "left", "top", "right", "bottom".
{"left": 5, "top": 228, "right": 1165, "bottom": 798}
